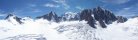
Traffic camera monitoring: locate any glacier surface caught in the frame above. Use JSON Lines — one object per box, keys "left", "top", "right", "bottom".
{"left": 0, "top": 17, "right": 138, "bottom": 40}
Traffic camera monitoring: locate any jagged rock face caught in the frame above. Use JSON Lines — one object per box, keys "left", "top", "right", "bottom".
{"left": 5, "top": 14, "right": 13, "bottom": 19}
{"left": 5, "top": 14, "right": 23, "bottom": 24}
{"left": 36, "top": 11, "right": 60, "bottom": 22}
{"left": 14, "top": 16, "right": 23, "bottom": 24}
{"left": 80, "top": 7, "right": 118, "bottom": 28}
{"left": 117, "top": 16, "right": 127, "bottom": 23}
{"left": 93, "top": 7, "right": 117, "bottom": 28}
{"left": 93, "top": 7, "right": 117, "bottom": 24}
{"left": 80, "top": 9, "right": 96, "bottom": 28}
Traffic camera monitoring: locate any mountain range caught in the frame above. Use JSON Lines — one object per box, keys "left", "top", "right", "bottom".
{"left": 5, "top": 7, "right": 127, "bottom": 28}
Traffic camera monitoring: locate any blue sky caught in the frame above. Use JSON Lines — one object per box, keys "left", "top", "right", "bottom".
{"left": 0, "top": 0, "right": 138, "bottom": 19}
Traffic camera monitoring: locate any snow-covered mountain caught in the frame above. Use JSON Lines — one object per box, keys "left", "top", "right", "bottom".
{"left": 36, "top": 7, "right": 127, "bottom": 28}
{"left": 0, "top": 7, "right": 137, "bottom": 40}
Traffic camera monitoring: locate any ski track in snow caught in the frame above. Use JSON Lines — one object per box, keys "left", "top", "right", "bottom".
{"left": 0, "top": 17, "right": 138, "bottom": 40}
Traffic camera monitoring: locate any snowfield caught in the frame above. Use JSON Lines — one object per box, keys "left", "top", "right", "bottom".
{"left": 0, "top": 17, "right": 138, "bottom": 40}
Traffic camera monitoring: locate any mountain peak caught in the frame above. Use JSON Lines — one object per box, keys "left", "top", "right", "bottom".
{"left": 5, "top": 14, "right": 23, "bottom": 24}
{"left": 93, "top": 6, "right": 104, "bottom": 11}
{"left": 49, "top": 11, "right": 56, "bottom": 16}
{"left": 80, "top": 7, "right": 118, "bottom": 28}
{"left": 5, "top": 14, "right": 14, "bottom": 19}
{"left": 36, "top": 11, "right": 60, "bottom": 22}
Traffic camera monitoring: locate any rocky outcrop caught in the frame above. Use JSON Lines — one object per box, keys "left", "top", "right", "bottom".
{"left": 79, "top": 7, "right": 118, "bottom": 28}
{"left": 5, "top": 14, "right": 14, "bottom": 19}
{"left": 117, "top": 16, "right": 127, "bottom": 23}
{"left": 80, "top": 9, "right": 96, "bottom": 28}
{"left": 5, "top": 14, "right": 23, "bottom": 24}
{"left": 93, "top": 7, "right": 117, "bottom": 24}
{"left": 36, "top": 11, "right": 60, "bottom": 22}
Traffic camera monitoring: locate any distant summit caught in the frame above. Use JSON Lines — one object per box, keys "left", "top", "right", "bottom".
{"left": 5, "top": 14, "right": 23, "bottom": 24}
{"left": 5, "top": 14, "right": 14, "bottom": 19}
{"left": 36, "top": 11, "right": 60, "bottom": 22}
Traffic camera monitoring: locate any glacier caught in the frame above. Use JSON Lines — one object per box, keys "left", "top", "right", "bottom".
{"left": 0, "top": 16, "right": 138, "bottom": 40}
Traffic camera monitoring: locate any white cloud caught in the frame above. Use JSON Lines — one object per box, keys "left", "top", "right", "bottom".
{"left": 52, "top": 0, "right": 70, "bottom": 9}
{"left": 28, "top": 4, "right": 37, "bottom": 7}
{"left": 44, "top": 3, "right": 60, "bottom": 8}
{"left": 99, "top": 0, "right": 130, "bottom": 4}
{"left": 116, "top": 7, "right": 133, "bottom": 17}
{"left": 32, "top": 9, "right": 41, "bottom": 13}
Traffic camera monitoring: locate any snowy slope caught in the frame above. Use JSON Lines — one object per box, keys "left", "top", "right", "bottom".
{"left": 63, "top": 12, "right": 78, "bottom": 20}
{"left": 0, "top": 17, "right": 138, "bottom": 40}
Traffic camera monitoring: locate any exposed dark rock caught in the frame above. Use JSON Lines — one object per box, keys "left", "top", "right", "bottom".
{"left": 5, "top": 14, "right": 23, "bottom": 24}
{"left": 98, "top": 20, "right": 106, "bottom": 28}
{"left": 80, "top": 9, "right": 96, "bottom": 28}
{"left": 36, "top": 11, "right": 60, "bottom": 22}
{"left": 93, "top": 7, "right": 117, "bottom": 24}
{"left": 117, "top": 16, "right": 127, "bottom": 23}
{"left": 14, "top": 16, "right": 23, "bottom": 24}
{"left": 79, "top": 7, "right": 118, "bottom": 28}
{"left": 5, "top": 14, "right": 13, "bottom": 19}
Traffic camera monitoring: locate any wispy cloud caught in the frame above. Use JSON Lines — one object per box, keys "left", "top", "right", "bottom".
{"left": 0, "top": 10, "right": 6, "bottom": 16}
{"left": 116, "top": 4, "right": 138, "bottom": 17}
{"left": 52, "top": 0, "right": 70, "bottom": 9}
{"left": 32, "top": 9, "right": 41, "bottom": 13}
{"left": 116, "top": 8, "right": 133, "bottom": 17}
{"left": 76, "top": 6, "right": 83, "bottom": 10}
{"left": 0, "top": 14, "right": 6, "bottom": 16}
{"left": 99, "top": 0, "right": 130, "bottom": 4}
{"left": 44, "top": 3, "right": 60, "bottom": 8}
{"left": 28, "top": 4, "right": 37, "bottom": 7}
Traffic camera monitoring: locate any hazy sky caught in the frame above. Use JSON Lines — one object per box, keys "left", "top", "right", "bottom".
{"left": 0, "top": 0, "right": 138, "bottom": 18}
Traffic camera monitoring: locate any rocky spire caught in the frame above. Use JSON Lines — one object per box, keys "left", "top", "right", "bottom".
{"left": 36, "top": 11, "right": 60, "bottom": 22}
{"left": 80, "top": 9, "right": 96, "bottom": 28}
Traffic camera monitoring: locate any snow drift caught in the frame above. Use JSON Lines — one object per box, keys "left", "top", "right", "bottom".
{"left": 0, "top": 16, "right": 138, "bottom": 40}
